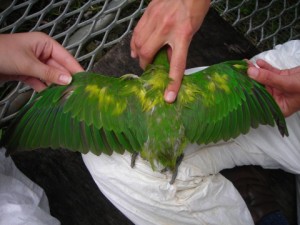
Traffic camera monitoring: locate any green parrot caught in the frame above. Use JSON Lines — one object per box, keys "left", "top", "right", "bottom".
{"left": 1, "top": 49, "right": 288, "bottom": 183}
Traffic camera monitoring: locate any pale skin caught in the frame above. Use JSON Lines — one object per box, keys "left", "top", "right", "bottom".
{"left": 0, "top": 32, "right": 84, "bottom": 92}
{"left": 131, "top": 0, "right": 211, "bottom": 103}
{"left": 248, "top": 59, "right": 300, "bottom": 117}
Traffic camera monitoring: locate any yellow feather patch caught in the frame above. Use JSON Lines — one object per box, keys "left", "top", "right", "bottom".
{"left": 207, "top": 82, "right": 216, "bottom": 92}
{"left": 146, "top": 71, "right": 168, "bottom": 89}
{"left": 85, "top": 84, "right": 100, "bottom": 96}
{"left": 233, "top": 64, "right": 247, "bottom": 69}
{"left": 85, "top": 84, "right": 127, "bottom": 115}
{"left": 140, "top": 69, "right": 169, "bottom": 111}
{"left": 142, "top": 96, "right": 164, "bottom": 112}
{"left": 178, "top": 82, "right": 199, "bottom": 104}
{"left": 211, "top": 73, "right": 230, "bottom": 93}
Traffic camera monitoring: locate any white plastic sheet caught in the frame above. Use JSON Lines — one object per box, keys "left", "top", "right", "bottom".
{"left": 0, "top": 148, "right": 60, "bottom": 225}
{"left": 83, "top": 40, "right": 300, "bottom": 225}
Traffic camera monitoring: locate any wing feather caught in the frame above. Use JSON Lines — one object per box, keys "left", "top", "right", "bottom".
{"left": 50, "top": 107, "right": 64, "bottom": 149}
{"left": 229, "top": 107, "right": 239, "bottom": 139}
{"left": 244, "top": 91, "right": 259, "bottom": 128}
{"left": 182, "top": 60, "right": 287, "bottom": 144}
{"left": 89, "top": 125, "right": 105, "bottom": 155}
{"left": 103, "top": 129, "right": 124, "bottom": 154}
{"left": 3, "top": 72, "right": 147, "bottom": 156}
{"left": 222, "top": 111, "right": 231, "bottom": 141}
{"left": 114, "top": 132, "right": 133, "bottom": 153}
{"left": 21, "top": 107, "right": 42, "bottom": 149}
{"left": 2, "top": 60, "right": 288, "bottom": 158}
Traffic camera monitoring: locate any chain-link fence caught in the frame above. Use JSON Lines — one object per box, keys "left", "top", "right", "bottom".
{"left": 0, "top": 0, "right": 299, "bottom": 125}
{"left": 212, "top": 0, "right": 300, "bottom": 50}
{"left": 0, "top": 0, "right": 145, "bottom": 70}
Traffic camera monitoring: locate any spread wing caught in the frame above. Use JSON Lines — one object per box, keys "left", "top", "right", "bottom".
{"left": 3, "top": 72, "right": 147, "bottom": 155}
{"left": 180, "top": 60, "right": 288, "bottom": 144}
{"left": 2, "top": 59, "right": 288, "bottom": 157}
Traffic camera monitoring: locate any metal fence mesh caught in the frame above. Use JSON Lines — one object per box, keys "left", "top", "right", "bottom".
{"left": 211, "top": 0, "right": 300, "bottom": 50}
{"left": 0, "top": 0, "right": 299, "bottom": 125}
{"left": 0, "top": 0, "right": 145, "bottom": 70}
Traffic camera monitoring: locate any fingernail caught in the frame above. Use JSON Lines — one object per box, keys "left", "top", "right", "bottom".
{"left": 59, "top": 74, "right": 72, "bottom": 85}
{"left": 165, "top": 91, "right": 177, "bottom": 103}
{"left": 131, "top": 50, "right": 136, "bottom": 58}
{"left": 248, "top": 67, "right": 259, "bottom": 78}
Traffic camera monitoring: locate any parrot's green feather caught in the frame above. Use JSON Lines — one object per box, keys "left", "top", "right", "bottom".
{"left": 152, "top": 47, "right": 170, "bottom": 70}
{"left": 89, "top": 126, "right": 103, "bottom": 155}
{"left": 1, "top": 50, "right": 289, "bottom": 171}
{"left": 21, "top": 107, "right": 39, "bottom": 148}
{"left": 114, "top": 131, "right": 133, "bottom": 153}
{"left": 70, "top": 117, "right": 81, "bottom": 150}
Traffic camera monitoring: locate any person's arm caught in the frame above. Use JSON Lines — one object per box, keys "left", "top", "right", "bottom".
{"left": 0, "top": 32, "right": 84, "bottom": 92}
{"left": 248, "top": 59, "right": 300, "bottom": 117}
{"left": 131, "top": 0, "right": 211, "bottom": 103}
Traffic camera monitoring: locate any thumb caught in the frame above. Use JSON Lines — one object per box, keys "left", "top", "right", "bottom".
{"left": 29, "top": 60, "right": 72, "bottom": 85}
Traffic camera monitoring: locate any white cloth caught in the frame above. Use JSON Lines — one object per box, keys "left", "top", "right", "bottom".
{"left": 0, "top": 148, "right": 60, "bottom": 225}
{"left": 84, "top": 151, "right": 252, "bottom": 225}
{"left": 83, "top": 40, "right": 300, "bottom": 225}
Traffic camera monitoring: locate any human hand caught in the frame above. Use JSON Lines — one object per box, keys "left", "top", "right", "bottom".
{"left": 131, "top": 0, "right": 210, "bottom": 103}
{"left": 0, "top": 32, "right": 84, "bottom": 92}
{"left": 248, "top": 59, "right": 300, "bottom": 117}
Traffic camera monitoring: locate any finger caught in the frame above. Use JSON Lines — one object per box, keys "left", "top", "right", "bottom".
{"left": 46, "top": 58, "right": 72, "bottom": 74}
{"left": 23, "top": 77, "right": 47, "bottom": 92}
{"left": 136, "top": 31, "right": 167, "bottom": 69}
{"left": 44, "top": 59, "right": 72, "bottom": 86}
{"left": 256, "top": 59, "right": 281, "bottom": 74}
{"left": 130, "top": 34, "right": 138, "bottom": 58}
{"left": 164, "top": 43, "right": 188, "bottom": 103}
{"left": 130, "top": 27, "right": 155, "bottom": 65}
{"left": 130, "top": 11, "right": 154, "bottom": 59}
{"left": 278, "top": 65, "right": 300, "bottom": 76}
{"left": 50, "top": 39, "right": 84, "bottom": 74}
{"left": 254, "top": 59, "right": 300, "bottom": 77}
{"left": 245, "top": 59, "right": 256, "bottom": 68}
{"left": 130, "top": 17, "right": 149, "bottom": 58}
{"left": 28, "top": 58, "right": 73, "bottom": 85}
{"left": 288, "top": 65, "right": 300, "bottom": 74}
{"left": 247, "top": 67, "right": 299, "bottom": 92}
{"left": 0, "top": 74, "right": 47, "bottom": 92}
{"left": 29, "top": 32, "right": 83, "bottom": 74}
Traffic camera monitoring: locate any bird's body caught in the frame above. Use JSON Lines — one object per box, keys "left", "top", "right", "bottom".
{"left": 1, "top": 50, "right": 288, "bottom": 173}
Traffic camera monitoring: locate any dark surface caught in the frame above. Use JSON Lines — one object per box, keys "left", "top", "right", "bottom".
{"left": 11, "top": 8, "right": 296, "bottom": 225}
{"left": 93, "top": 9, "right": 258, "bottom": 75}
{"left": 221, "top": 166, "right": 296, "bottom": 225}
{"left": 12, "top": 150, "right": 134, "bottom": 225}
